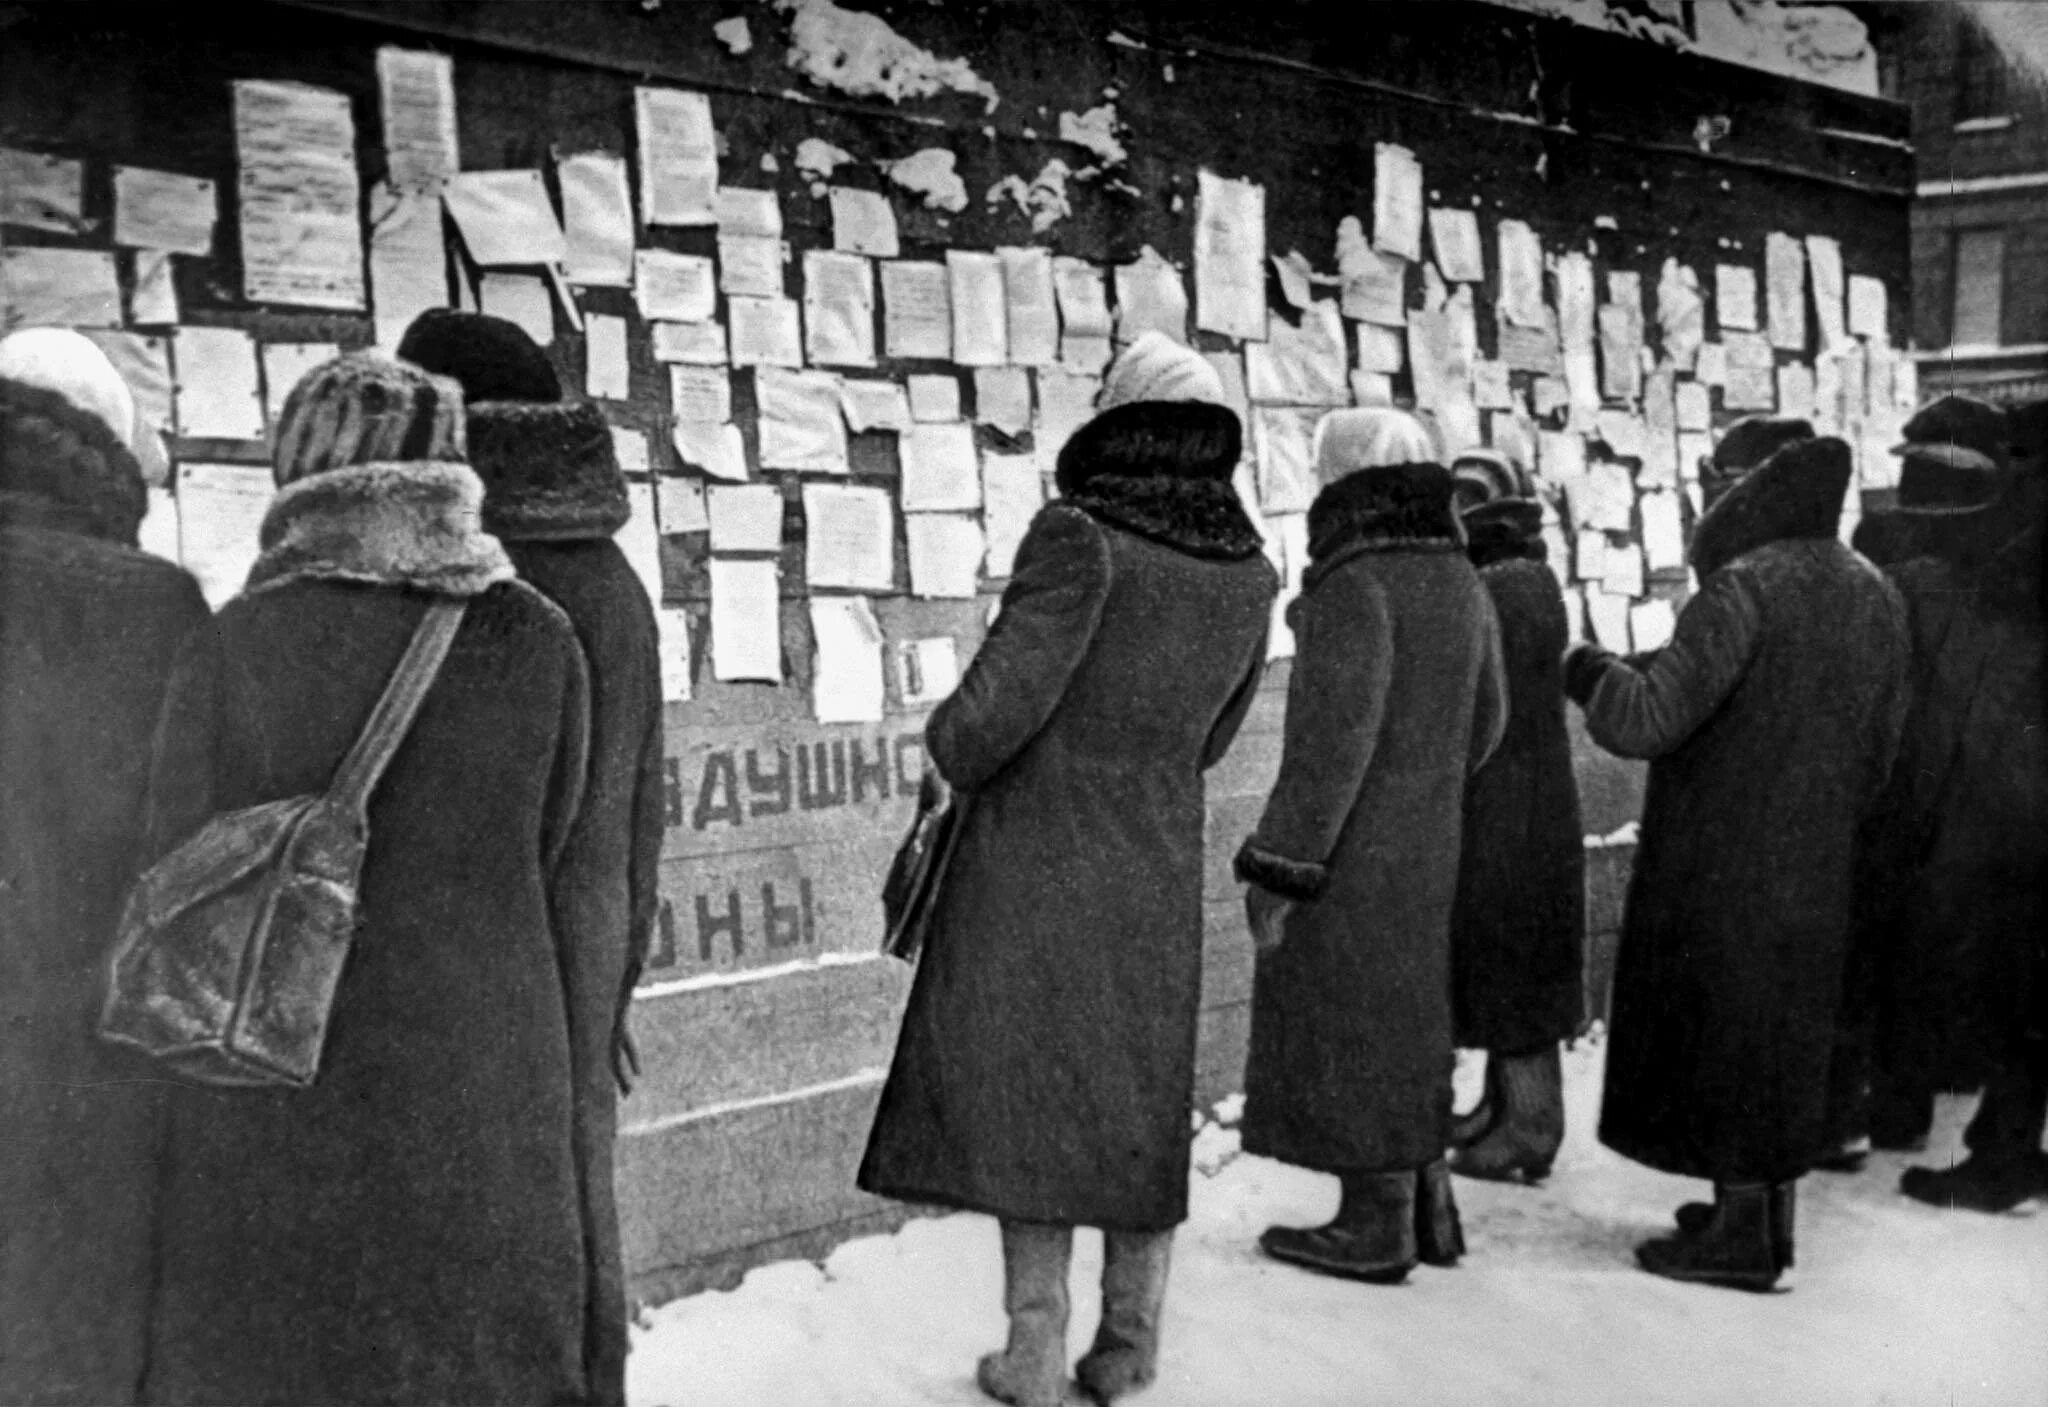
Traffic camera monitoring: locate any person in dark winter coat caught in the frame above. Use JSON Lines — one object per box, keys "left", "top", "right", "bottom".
{"left": 859, "top": 333, "right": 1275, "bottom": 1407}
{"left": 399, "top": 310, "right": 663, "bottom": 1406}
{"left": 0, "top": 329, "right": 210, "bottom": 1407}
{"left": 1875, "top": 399, "right": 2047, "bottom": 1212}
{"left": 1444, "top": 449, "right": 1585, "bottom": 1185}
{"left": 1852, "top": 393, "right": 2012, "bottom": 571}
{"left": 1235, "top": 409, "right": 1507, "bottom": 1285}
{"left": 1566, "top": 436, "right": 1911, "bottom": 1292}
{"left": 139, "top": 354, "right": 597, "bottom": 1406}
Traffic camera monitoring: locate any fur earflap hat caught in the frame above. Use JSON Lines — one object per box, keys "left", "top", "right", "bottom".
{"left": 397, "top": 310, "right": 629, "bottom": 541}
{"left": 1690, "top": 434, "right": 1850, "bottom": 578}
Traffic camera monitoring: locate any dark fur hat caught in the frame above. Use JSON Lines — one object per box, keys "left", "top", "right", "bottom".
{"left": 1054, "top": 400, "right": 1242, "bottom": 496}
{"left": 1306, "top": 461, "right": 1464, "bottom": 565}
{"left": 1896, "top": 393, "right": 2007, "bottom": 470}
{"left": 398, "top": 310, "right": 562, "bottom": 404}
{"left": 1690, "top": 434, "right": 1850, "bottom": 578}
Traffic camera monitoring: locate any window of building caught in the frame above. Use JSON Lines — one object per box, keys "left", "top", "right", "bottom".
{"left": 1953, "top": 20, "right": 2012, "bottom": 128}
{"left": 1951, "top": 227, "right": 2006, "bottom": 347}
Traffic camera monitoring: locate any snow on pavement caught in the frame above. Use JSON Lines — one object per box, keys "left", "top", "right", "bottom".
{"left": 627, "top": 1041, "right": 2047, "bottom": 1406}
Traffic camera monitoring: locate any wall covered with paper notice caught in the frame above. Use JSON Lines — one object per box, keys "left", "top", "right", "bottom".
{"left": 0, "top": 0, "right": 1910, "bottom": 1303}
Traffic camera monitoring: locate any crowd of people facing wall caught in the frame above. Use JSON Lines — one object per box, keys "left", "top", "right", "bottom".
{"left": 0, "top": 314, "right": 2041, "bottom": 1407}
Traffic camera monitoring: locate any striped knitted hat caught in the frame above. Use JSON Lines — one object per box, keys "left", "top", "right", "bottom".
{"left": 272, "top": 352, "right": 467, "bottom": 487}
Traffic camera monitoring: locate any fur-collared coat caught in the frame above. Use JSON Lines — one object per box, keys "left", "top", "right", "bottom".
{"left": 138, "top": 462, "right": 598, "bottom": 1407}
{"left": 1570, "top": 439, "right": 1911, "bottom": 1183}
{"left": 859, "top": 407, "right": 1275, "bottom": 1232}
{"left": 1236, "top": 465, "right": 1508, "bottom": 1174}
{"left": 471, "top": 396, "right": 662, "bottom": 1407}
{"left": 0, "top": 381, "right": 209, "bottom": 1407}
{"left": 1450, "top": 510, "right": 1586, "bottom": 1054}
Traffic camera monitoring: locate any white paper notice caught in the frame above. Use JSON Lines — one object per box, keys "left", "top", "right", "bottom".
{"left": 727, "top": 297, "right": 803, "bottom": 367}
{"left": 1253, "top": 407, "right": 1319, "bottom": 515}
{"left": 441, "top": 170, "right": 566, "bottom": 269}
{"left": 838, "top": 378, "right": 912, "bottom": 433}
{"left": 1000, "top": 247, "right": 1059, "bottom": 366}
{"left": 1035, "top": 369, "right": 1098, "bottom": 473}
{"left": 0, "top": 147, "right": 86, "bottom": 234}
{"left": 1805, "top": 234, "right": 1847, "bottom": 351}
{"left": 810, "top": 596, "right": 887, "bottom": 723}
{"left": 880, "top": 260, "right": 951, "bottom": 361}
{"left": 1428, "top": 207, "right": 1484, "bottom": 283}
{"left": 1246, "top": 303, "right": 1348, "bottom": 407}
{"left": 901, "top": 422, "right": 982, "bottom": 510}
{"left": 1586, "top": 589, "right": 1631, "bottom": 652}
{"left": 829, "top": 186, "right": 899, "bottom": 258}
{"left": 973, "top": 367, "right": 1032, "bottom": 438}
{"left": 1848, "top": 276, "right": 1888, "bottom": 340}
{"left": 1603, "top": 541, "right": 1646, "bottom": 599}
{"left": 947, "top": 251, "right": 1008, "bottom": 367}
{"left": 1765, "top": 233, "right": 1807, "bottom": 351}
{"left": 672, "top": 420, "right": 749, "bottom": 482}
{"left": 612, "top": 427, "right": 652, "bottom": 472}
{"left": 636, "top": 87, "right": 718, "bottom": 227}
{"left": 112, "top": 167, "right": 216, "bottom": 255}
{"left": 366, "top": 182, "right": 448, "bottom": 352}
{"left": 1695, "top": 340, "right": 1729, "bottom": 386}
{"left": 1639, "top": 489, "right": 1685, "bottom": 571}
{"left": 558, "top": 152, "right": 635, "bottom": 286}
{"left": 716, "top": 186, "right": 783, "bottom": 237}
{"left": 981, "top": 451, "right": 1044, "bottom": 578}
{"left": 906, "top": 513, "right": 985, "bottom": 599}
{"left": 233, "top": 80, "right": 365, "bottom": 310}
{"left": 619, "top": 480, "right": 664, "bottom": 606}
{"left": 757, "top": 366, "right": 849, "bottom": 473}
{"left": 718, "top": 234, "right": 784, "bottom": 297}
{"left": 0, "top": 247, "right": 122, "bottom": 330}
{"left": 1657, "top": 259, "right": 1705, "bottom": 372}
{"left": 1675, "top": 380, "right": 1712, "bottom": 432}
{"left": 909, "top": 374, "right": 962, "bottom": 424}
{"left": 1115, "top": 245, "right": 1190, "bottom": 346}
{"left": 1571, "top": 530, "right": 1607, "bottom": 583}
{"left": 653, "top": 318, "right": 730, "bottom": 366}
{"left": 1497, "top": 220, "right": 1545, "bottom": 330}
{"left": 669, "top": 365, "right": 732, "bottom": 423}
{"left": 657, "top": 604, "right": 694, "bottom": 702}
{"left": 474, "top": 272, "right": 550, "bottom": 346}
{"left": 173, "top": 327, "right": 265, "bottom": 440}
{"left": 707, "top": 483, "right": 784, "bottom": 552}
{"left": 802, "top": 482, "right": 894, "bottom": 591}
{"left": 584, "top": 314, "right": 629, "bottom": 400}
{"left": 138, "top": 486, "right": 180, "bottom": 562}
{"left": 177, "top": 462, "right": 272, "bottom": 606}
{"left": 1630, "top": 598, "right": 1676, "bottom": 652}
{"left": 710, "top": 558, "right": 782, "bottom": 682}
{"left": 656, "top": 473, "right": 709, "bottom": 533}
{"left": 1194, "top": 169, "right": 1266, "bottom": 340}
{"left": 1716, "top": 264, "right": 1758, "bottom": 332}
{"left": 259, "top": 341, "right": 338, "bottom": 427}
{"left": 1373, "top": 143, "right": 1423, "bottom": 262}
{"left": 897, "top": 636, "right": 961, "bottom": 707}
{"left": 635, "top": 249, "right": 716, "bottom": 323}
{"left": 376, "top": 48, "right": 458, "bottom": 193}
{"left": 803, "top": 249, "right": 877, "bottom": 368}
{"left": 1053, "top": 257, "right": 1113, "bottom": 338}
{"left": 1356, "top": 323, "right": 1406, "bottom": 375}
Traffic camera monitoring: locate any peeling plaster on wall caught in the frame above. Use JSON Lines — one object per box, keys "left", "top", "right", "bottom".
{"left": 714, "top": 15, "right": 753, "bottom": 55}
{"left": 881, "top": 147, "right": 969, "bottom": 212}
{"left": 1058, "top": 103, "right": 1126, "bottom": 168}
{"left": 985, "top": 158, "right": 1073, "bottom": 232}
{"left": 776, "top": 0, "right": 1000, "bottom": 111}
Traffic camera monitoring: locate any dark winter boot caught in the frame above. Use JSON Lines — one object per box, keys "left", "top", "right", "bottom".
{"left": 1075, "top": 1230, "right": 1171, "bottom": 1406}
{"left": 1449, "top": 1058, "right": 1499, "bottom": 1149}
{"left": 1260, "top": 1170, "right": 1419, "bottom": 1284}
{"left": 978, "top": 1220, "right": 1075, "bottom": 1407}
{"left": 1676, "top": 1182, "right": 1796, "bottom": 1271}
{"left": 1637, "top": 1182, "right": 1782, "bottom": 1292}
{"left": 1414, "top": 1158, "right": 1466, "bottom": 1267}
{"left": 1452, "top": 1046, "right": 1563, "bottom": 1184}
{"left": 1901, "top": 1047, "right": 2048, "bottom": 1212}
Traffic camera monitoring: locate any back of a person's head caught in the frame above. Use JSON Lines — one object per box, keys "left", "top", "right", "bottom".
{"left": 0, "top": 326, "right": 147, "bottom": 542}
{"left": 1056, "top": 332, "right": 1241, "bottom": 493}
{"left": 396, "top": 310, "right": 562, "bottom": 406}
{"left": 271, "top": 352, "right": 467, "bottom": 488}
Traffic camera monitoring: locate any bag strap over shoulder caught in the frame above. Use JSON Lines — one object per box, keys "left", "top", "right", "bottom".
{"left": 330, "top": 600, "right": 467, "bottom": 819}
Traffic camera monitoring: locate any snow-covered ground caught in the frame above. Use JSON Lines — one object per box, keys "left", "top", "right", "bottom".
{"left": 627, "top": 1041, "right": 2047, "bottom": 1407}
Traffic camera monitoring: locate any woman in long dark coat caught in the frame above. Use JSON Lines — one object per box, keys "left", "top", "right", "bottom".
{"left": 1444, "top": 449, "right": 1584, "bottom": 1185}
{"left": 859, "top": 333, "right": 1274, "bottom": 1407}
{"left": 1566, "top": 436, "right": 1910, "bottom": 1292}
{"left": 0, "top": 330, "right": 210, "bottom": 1406}
{"left": 1235, "top": 409, "right": 1507, "bottom": 1284}
{"left": 400, "top": 310, "right": 665, "bottom": 1406}
{"left": 139, "top": 354, "right": 596, "bottom": 1406}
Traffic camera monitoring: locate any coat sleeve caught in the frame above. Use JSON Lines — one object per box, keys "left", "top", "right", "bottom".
{"left": 138, "top": 618, "right": 227, "bottom": 864}
{"left": 1467, "top": 594, "right": 1509, "bottom": 775}
{"left": 542, "top": 628, "right": 593, "bottom": 880}
{"left": 1201, "top": 640, "right": 1269, "bottom": 771}
{"left": 618, "top": 698, "right": 665, "bottom": 1032}
{"left": 926, "top": 505, "right": 1111, "bottom": 790}
{"left": 1568, "top": 565, "right": 1764, "bottom": 760}
{"left": 1232, "top": 568, "right": 1394, "bottom": 901}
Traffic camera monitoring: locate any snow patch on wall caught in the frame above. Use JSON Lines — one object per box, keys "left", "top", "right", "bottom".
{"left": 986, "top": 158, "right": 1072, "bottom": 232}
{"left": 1057, "top": 103, "right": 1126, "bottom": 168}
{"left": 881, "top": 147, "right": 968, "bottom": 212}
{"left": 796, "top": 137, "right": 854, "bottom": 181}
{"left": 714, "top": 15, "right": 754, "bottom": 55}
{"left": 776, "top": 0, "right": 1000, "bottom": 111}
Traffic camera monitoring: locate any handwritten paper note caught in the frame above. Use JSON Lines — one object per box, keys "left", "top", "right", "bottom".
{"left": 830, "top": 186, "right": 898, "bottom": 258}
{"left": 1247, "top": 302, "right": 1348, "bottom": 407}
{"left": 710, "top": 558, "right": 782, "bottom": 682}
{"left": 707, "top": 483, "right": 784, "bottom": 552}
{"left": 174, "top": 326, "right": 265, "bottom": 440}
{"left": 901, "top": 422, "right": 982, "bottom": 510}
{"left": 1001, "top": 247, "right": 1059, "bottom": 366}
{"left": 177, "top": 462, "right": 273, "bottom": 607}
{"left": 810, "top": 595, "right": 887, "bottom": 722}
{"left": 947, "top": 250, "right": 1008, "bottom": 367}
{"left": 717, "top": 186, "right": 782, "bottom": 237}
{"left": 802, "top": 482, "right": 895, "bottom": 591}
{"left": 981, "top": 451, "right": 1044, "bottom": 578}
{"left": 727, "top": 296, "right": 802, "bottom": 367}
{"left": 112, "top": 167, "right": 216, "bottom": 255}
{"left": 718, "top": 234, "right": 785, "bottom": 298}
{"left": 757, "top": 366, "right": 848, "bottom": 473}
{"left": 669, "top": 364, "right": 731, "bottom": 423}
{"left": 881, "top": 260, "right": 952, "bottom": 360}
{"left": 910, "top": 374, "right": 962, "bottom": 424}
{"left": 0, "top": 248, "right": 121, "bottom": 330}
{"left": 558, "top": 152, "right": 634, "bottom": 286}
{"left": 636, "top": 86, "right": 718, "bottom": 226}
{"left": 1765, "top": 233, "right": 1806, "bottom": 351}
{"left": 905, "top": 513, "right": 985, "bottom": 599}
{"left": 1373, "top": 143, "right": 1423, "bottom": 262}
{"left": 973, "top": 367, "right": 1033, "bottom": 437}
{"left": 0, "top": 147, "right": 86, "bottom": 234}
{"left": 838, "top": 377, "right": 913, "bottom": 433}
{"left": 233, "top": 80, "right": 365, "bottom": 309}
{"left": 1115, "top": 245, "right": 1190, "bottom": 345}
{"left": 1194, "top": 170, "right": 1266, "bottom": 340}
{"left": 636, "top": 249, "right": 717, "bottom": 323}
{"left": 1497, "top": 220, "right": 1546, "bottom": 330}
{"left": 803, "top": 250, "right": 877, "bottom": 367}
{"left": 652, "top": 318, "right": 729, "bottom": 366}
{"left": 376, "top": 47, "right": 458, "bottom": 194}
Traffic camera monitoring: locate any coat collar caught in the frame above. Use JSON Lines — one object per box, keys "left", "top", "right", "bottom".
{"left": 1061, "top": 473, "right": 1267, "bottom": 561}
{"left": 465, "top": 398, "right": 629, "bottom": 542}
{"left": 1304, "top": 462, "right": 1464, "bottom": 581}
{"left": 244, "top": 461, "right": 515, "bottom": 599}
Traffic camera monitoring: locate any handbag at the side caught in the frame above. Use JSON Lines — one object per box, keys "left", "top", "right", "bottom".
{"left": 98, "top": 601, "right": 467, "bottom": 1089}
{"left": 880, "top": 768, "right": 969, "bottom": 965}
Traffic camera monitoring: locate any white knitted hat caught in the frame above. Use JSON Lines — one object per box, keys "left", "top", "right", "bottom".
{"left": 1097, "top": 331, "right": 1229, "bottom": 413}
{"left": 0, "top": 327, "right": 137, "bottom": 445}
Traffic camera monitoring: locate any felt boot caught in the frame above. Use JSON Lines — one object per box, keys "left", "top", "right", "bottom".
{"left": 1638, "top": 1182, "right": 1782, "bottom": 1292}
{"left": 1075, "top": 1230, "right": 1171, "bottom": 1406}
{"left": 1260, "top": 1171, "right": 1418, "bottom": 1284}
{"left": 977, "top": 1221, "right": 1075, "bottom": 1407}
{"left": 1452, "top": 1046, "right": 1563, "bottom": 1183}
{"left": 1415, "top": 1158, "right": 1466, "bottom": 1267}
